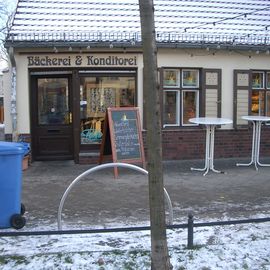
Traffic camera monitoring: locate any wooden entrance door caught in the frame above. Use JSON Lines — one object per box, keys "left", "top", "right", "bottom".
{"left": 31, "top": 75, "right": 73, "bottom": 160}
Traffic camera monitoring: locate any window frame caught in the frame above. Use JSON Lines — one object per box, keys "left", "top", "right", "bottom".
{"left": 163, "top": 69, "right": 180, "bottom": 88}
{"left": 78, "top": 70, "right": 137, "bottom": 149}
{"left": 252, "top": 71, "right": 265, "bottom": 89}
{"left": 266, "top": 91, "right": 270, "bottom": 116}
{"left": 266, "top": 72, "right": 270, "bottom": 89}
{"left": 182, "top": 69, "right": 200, "bottom": 88}
{"left": 161, "top": 67, "right": 201, "bottom": 128}
{"left": 181, "top": 90, "right": 200, "bottom": 126}
{"left": 251, "top": 70, "right": 270, "bottom": 116}
{"left": 163, "top": 90, "right": 180, "bottom": 127}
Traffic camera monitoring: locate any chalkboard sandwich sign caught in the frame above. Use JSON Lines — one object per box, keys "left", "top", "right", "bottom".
{"left": 99, "top": 107, "right": 146, "bottom": 177}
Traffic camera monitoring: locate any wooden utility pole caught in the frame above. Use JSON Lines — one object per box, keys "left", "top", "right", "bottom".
{"left": 138, "top": 0, "right": 172, "bottom": 269}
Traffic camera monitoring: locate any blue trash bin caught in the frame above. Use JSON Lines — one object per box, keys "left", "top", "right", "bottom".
{"left": 0, "top": 141, "right": 27, "bottom": 229}
{"left": 18, "top": 141, "right": 31, "bottom": 156}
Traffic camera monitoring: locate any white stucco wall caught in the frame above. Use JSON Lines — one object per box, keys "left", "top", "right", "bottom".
{"left": 3, "top": 67, "right": 12, "bottom": 133}
{"left": 16, "top": 54, "right": 31, "bottom": 134}
{"left": 158, "top": 49, "right": 270, "bottom": 129}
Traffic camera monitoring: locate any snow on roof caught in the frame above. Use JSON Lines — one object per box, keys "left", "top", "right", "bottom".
{"left": 5, "top": 0, "right": 270, "bottom": 48}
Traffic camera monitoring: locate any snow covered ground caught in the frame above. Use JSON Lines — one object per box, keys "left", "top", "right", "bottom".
{"left": 1, "top": 214, "right": 270, "bottom": 270}
{"left": 5, "top": 159, "right": 268, "bottom": 268}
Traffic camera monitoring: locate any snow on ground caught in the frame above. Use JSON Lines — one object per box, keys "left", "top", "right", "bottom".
{"left": 1, "top": 215, "right": 270, "bottom": 270}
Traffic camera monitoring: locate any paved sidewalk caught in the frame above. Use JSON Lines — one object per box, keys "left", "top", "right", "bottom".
{"left": 21, "top": 158, "right": 270, "bottom": 230}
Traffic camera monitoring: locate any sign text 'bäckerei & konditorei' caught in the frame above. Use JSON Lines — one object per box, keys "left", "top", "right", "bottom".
{"left": 27, "top": 55, "right": 137, "bottom": 67}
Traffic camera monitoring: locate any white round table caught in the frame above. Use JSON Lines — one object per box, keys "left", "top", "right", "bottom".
{"left": 236, "top": 115, "right": 270, "bottom": 170}
{"left": 189, "top": 117, "right": 233, "bottom": 176}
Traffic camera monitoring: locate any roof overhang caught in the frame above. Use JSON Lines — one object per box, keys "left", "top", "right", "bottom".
{"left": 5, "top": 31, "right": 270, "bottom": 52}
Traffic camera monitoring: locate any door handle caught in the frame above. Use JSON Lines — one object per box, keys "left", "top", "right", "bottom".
{"left": 69, "top": 112, "right": 72, "bottom": 123}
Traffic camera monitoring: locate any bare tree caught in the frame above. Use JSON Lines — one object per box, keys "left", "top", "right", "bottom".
{"left": 138, "top": 0, "right": 172, "bottom": 269}
{"left": 0, "top": 0, "right": 16, "bottom": 66}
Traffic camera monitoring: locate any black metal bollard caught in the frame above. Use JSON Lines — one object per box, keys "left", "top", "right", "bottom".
{"left": 187, "top": 213, "right": 194, "bottom": 249}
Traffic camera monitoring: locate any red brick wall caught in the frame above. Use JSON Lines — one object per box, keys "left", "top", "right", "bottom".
{"left": 15, "top": 127, "right": 270, "bottom": 163}
{"left": 144, "top": 126, "right": 270, "bottom": 161}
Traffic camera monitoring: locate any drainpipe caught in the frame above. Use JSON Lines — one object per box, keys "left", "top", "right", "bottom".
{"left": 8, "top": 47, "right": 18, "bottom": 142}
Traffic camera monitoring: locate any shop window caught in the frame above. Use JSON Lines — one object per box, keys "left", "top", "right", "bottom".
{"left": 80, "top": 75, "right": 136, "bottom": 145}
{"left": 162, "top": 68, "right": 200, "bottom": 127}
{"left": 267, "top": 72, "right": 270, "bottom": 89}
{"left": 182, "top": 90, "right": 199, "bottom": 125}
{"left": 163, "top": 69, "right": 180, "bottom": 87}
{"left": 252, "top": 72, "right": 264, "bottom": 89}
{"left": 266, "top": 92, "right": 270, "bottom": 117}
{"left": 251, "top": 71, "right": 270, "bottom": 116}
{"left": 163, "top": 90, "right": 179, "bottom": 126}
{"left": 182, "top": 69, "right": 199, "bottom": 88}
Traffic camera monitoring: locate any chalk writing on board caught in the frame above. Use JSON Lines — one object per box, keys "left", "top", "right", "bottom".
{"left": 99, "top": 107, "right": 145, "bottom": 177}
{"left": 112, "top": 111, "right": 141, "bottom": 160}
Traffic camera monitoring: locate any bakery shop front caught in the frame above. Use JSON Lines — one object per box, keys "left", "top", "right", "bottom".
{"left": 26, "top": 53, "right": 140, "bottom": 163}
{"left": 3, "top": 46, "right": 270, "bottom": 164}
{"left": 3, "top": 0, "right": 270, "bottom": 164}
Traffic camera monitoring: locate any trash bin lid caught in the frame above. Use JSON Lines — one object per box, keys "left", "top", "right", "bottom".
{"left": 19, "top": 142, "right": 31, "bottom": 155}
{"left": 0, "top": 141, "right": 25, "bottom": 155}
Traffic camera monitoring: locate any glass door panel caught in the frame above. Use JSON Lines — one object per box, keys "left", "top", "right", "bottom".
{"left": 38, "top": 78, "right": 70, "bottom": 125}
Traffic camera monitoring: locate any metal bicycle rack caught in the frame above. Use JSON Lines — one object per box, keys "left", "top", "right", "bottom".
{"left": 57, "top": 162, "right": 174, "bottom": 230}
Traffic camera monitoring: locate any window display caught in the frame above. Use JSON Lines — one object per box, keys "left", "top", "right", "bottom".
{"left": 267, "top": 72, "right": 270, "bottom": 89}
{"left": 251, "top": 91, "right": 264, "bottom": 115}
{"left": 162, "top": 68, "right": 200, "bottom": 127}
{"left": 266, "top": 92, "right": 270, "bottom": 116}
{"left": 80, "top": 75, "right": 135, "bottom": 144}
{"left": 163, "top": 69, "right": 180, "bottom": 87}
{"left": 182, "top": 91, "right": 198, "bottom": 124}
{"left": 163, "top": 91, "right": 179, "bottom": 126}
{"left": 252, "top": 72, "right": 264, "bottom": 89}
{"left": 182, "top": 69, "right": 199, "bottom": 88}
{"left": 251, "top": 71, "right": 270, "bottom": 116}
